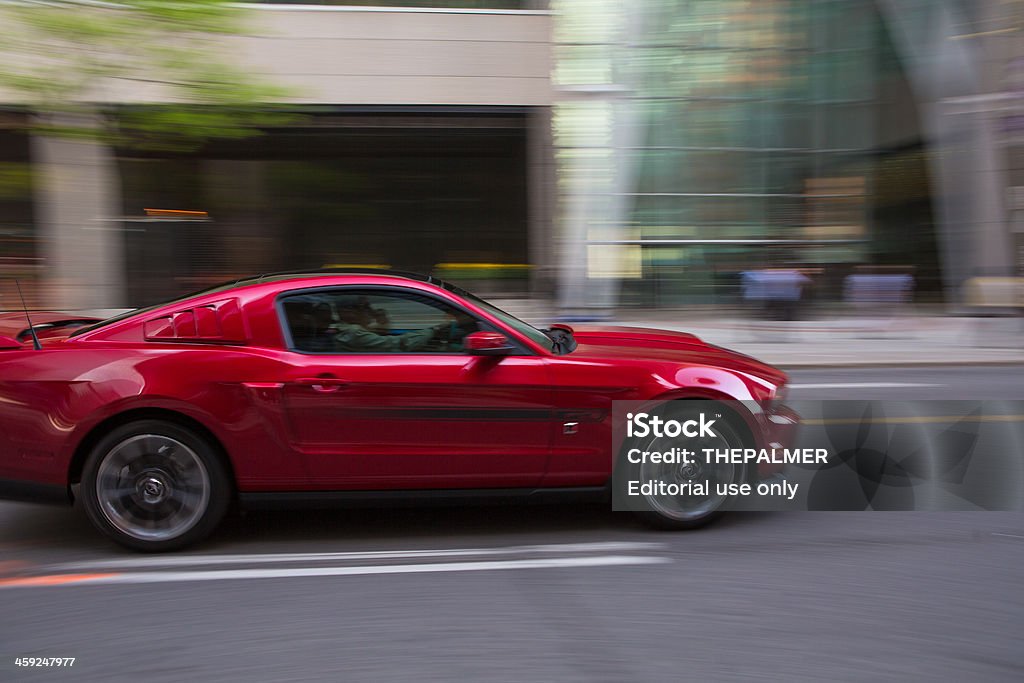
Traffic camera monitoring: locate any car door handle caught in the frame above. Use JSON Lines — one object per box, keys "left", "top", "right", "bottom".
{"left": 295, "top": 377, "right": 349, "bottom": 393}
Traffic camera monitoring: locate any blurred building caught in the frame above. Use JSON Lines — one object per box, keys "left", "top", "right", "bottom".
{"left": 554, "top": 0, "right": 1024, "bottom": 312}
{"left": 0, "top": 0, "right": 1021, "bottom": 311}
{"left": 0, "top": 1, "right": 554, "bottom": 309}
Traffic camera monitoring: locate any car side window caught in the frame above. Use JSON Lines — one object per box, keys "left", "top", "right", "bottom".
{"left": 281, "top": 288, "right": 491, "bottom": 354}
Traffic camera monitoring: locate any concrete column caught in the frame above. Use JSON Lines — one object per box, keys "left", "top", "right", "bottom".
{"left": 558, "top": 93, "right": 642, "bottom": 316}
{"left": 555, "top": 0, "right": 645, "bottom": 316}
{"left": 31, "top": 117, "right": 124, "bottom": 309}
{"left": 877, "top": 0, "right": 1013, "bottom": 297}
{"left": 555, "top": 129, "right": 600, "bottom": 315}
{"left": 972, "top": 107, "right": 1013, "bottom": 275}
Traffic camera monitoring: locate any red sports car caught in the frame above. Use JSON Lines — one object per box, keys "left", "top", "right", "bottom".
{"left": 0, "top": 270, "right": 795, "bottom": 551}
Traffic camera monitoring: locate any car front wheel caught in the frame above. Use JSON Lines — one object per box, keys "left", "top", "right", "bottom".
{"left": 81, "top": 419, "right": 230, "bottom": 552}
{"left": 629, "top": 403, "right": 749, "bottom": 530}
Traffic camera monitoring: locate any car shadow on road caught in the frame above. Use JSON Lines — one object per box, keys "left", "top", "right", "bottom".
{"left": 206, "top": 503, "right": 778, "bottom": 551}
{"left": 0, "top": 501, "right": 100, "bottom": 553}
{"left": 1, "top": 500, "right": 778, "bottom": 556}
{"left": 212, "top": 503, "right": 637, "bottom": 549}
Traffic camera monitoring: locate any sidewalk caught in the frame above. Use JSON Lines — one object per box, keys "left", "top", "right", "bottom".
{"left": 493, "top": 301, "right": 1024, "bottom": 368}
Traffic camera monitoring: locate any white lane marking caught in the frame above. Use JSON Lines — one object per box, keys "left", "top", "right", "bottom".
{"left": 10, "top": 555, "right": 669, "bottom": 588}
{"left": 789, "top": 382, "right": 945, "bottom": 390}
{"left": 56, "top": 541, "right": 666, "bottom": 571}
{"left": 991, "top": 533, "right": 1024, "bottom": 540}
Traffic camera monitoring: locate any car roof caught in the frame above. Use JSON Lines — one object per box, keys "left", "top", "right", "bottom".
{"left": 192, "top": 269, "right": 457, "bottom": 299}
{"left": 68, "top": 270, "right": 466, "bottom": 338}
{"left": 229, "top": 268, "right": 443, "bottom": 289}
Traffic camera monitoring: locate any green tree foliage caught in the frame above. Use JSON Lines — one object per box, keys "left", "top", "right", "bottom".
{"left": 0, "top": 0, "right": 294, "bottom": 150}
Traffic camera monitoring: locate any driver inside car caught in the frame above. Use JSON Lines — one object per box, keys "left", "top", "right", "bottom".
{"left": 330, "top": 296, "right": 452, "bottom": 352}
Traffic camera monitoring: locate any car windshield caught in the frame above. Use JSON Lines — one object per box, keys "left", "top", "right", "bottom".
{"left": 448, "top": 287, "right": 566, "bottom": 353}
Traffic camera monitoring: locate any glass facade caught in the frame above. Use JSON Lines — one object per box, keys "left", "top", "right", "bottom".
{"left": 554, "top": 0, "right": 886, "bottom": 307}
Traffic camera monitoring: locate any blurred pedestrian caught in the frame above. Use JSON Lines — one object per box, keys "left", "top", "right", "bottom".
{"left": 741, "top": 269, "right": 810, "bottom": 321}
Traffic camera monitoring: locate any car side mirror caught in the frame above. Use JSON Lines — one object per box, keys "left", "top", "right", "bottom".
{"left": 0, "top": 334, "right": 23, "bottom": 349}
{"left": 464, "top": 331, "right": 514, "bottom": 356}
{"left": 548, "top": 323, "right": 575, "bottom": 335}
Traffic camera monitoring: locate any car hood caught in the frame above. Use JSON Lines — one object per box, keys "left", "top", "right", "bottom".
{"left": 568, "top": 325, "right": 787, "bottom": 385}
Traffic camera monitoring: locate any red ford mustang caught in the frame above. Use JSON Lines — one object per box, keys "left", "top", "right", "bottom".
{"left": 0, "top": 271, "right": 795, "bottom": 551}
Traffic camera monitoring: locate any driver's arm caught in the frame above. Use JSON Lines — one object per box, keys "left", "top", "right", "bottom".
{"left": 333, "top": 323, "right": 438, "bottom": 352}
{"left": 399, "top": 319, "right": 463, "bottom": 351}
{"left": 395, "top": 325, "right": 438, "bottom": 351}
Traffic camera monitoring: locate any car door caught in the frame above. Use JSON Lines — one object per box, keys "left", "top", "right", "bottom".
{"left": 277, "top": 286, "right": 555, "bottom": 489}
{"left": 541, "top": 356, "right": 647, "bottom": 488}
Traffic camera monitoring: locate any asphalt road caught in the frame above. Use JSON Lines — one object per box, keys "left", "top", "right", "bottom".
{"left": 2, "top": 366, "right": 1023, "bottom": 682}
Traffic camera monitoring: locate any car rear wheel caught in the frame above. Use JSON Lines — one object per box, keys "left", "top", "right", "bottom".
{"left": 631, "top": 403, "right": 749, "bottom": 530}
{"left": 81, "top": 420, "right": 230, "bottom": 552}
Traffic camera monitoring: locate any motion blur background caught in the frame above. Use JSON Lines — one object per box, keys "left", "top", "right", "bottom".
{"left": 2, "top": 6, "right": 1023, "bottom": 681}
{"left": 0, "top": 0, "right": 1022, "bottom": 318}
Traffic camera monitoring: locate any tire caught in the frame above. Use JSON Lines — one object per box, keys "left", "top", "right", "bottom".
{"left": 81, "top": 419, "right": 231, "bottom": 552}
{"left": 629, "top": 402, "right": 749, "bottom": 530}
